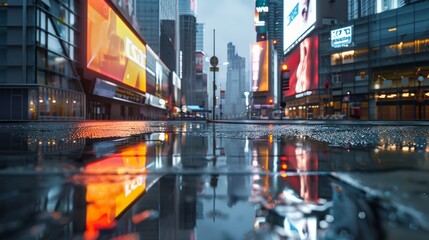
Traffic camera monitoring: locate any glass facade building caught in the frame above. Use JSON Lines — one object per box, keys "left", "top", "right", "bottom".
{"left": 285, "top": 1, "right": 429, "bottom": 120}
{"left": 196, "top": 23, "right": 204, "bottom": 52}
{"left": 0, "top": 0, "right": 85, "bottom": 121}
{"left": 0, "top": 0, "right": 175, "bottom": 121}
{"left": 136, "top": 0, "right": 179, "bottom": 72}
{"left": 179, "top": 0, "right": 197, "bottom": 106}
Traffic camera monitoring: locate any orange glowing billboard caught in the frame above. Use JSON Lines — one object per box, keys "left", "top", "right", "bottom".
{"left": 251, "top": 41, "right": 269, "bottom": 92}
{"left": 87, "top": 0, "right": 146, "bottom": 92}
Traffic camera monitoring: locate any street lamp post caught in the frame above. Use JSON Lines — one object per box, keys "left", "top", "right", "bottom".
{"left": 210, "top": 29, "right": 219, "bottom": 120}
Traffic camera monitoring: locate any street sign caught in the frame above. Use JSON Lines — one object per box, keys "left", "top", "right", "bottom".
{"left": 210, "top": 67, "right": 219, "bottom": 72}
{"left": 210, "top": 56, "right": 219, "bottom": 67}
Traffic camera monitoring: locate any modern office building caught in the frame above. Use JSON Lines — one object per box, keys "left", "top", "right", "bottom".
{"left": 255, "top": 0, "right": 269, "bottom": 42}
{"left": 136, "top": 0, "right": 179, "bottom": 73}
{"left": 282, "top": 0, "right": 429, "bottom": 120}
{"left": 224, "top": 43, "right": 247, "bottom": 118}
{"left": 319, "top": 0, "right": 429, "bottom": 120}
{"left": 280, "top": 0, "right": 348, "bottom": 119}
{"left": 196, "top": 23, "right": 204, "bottom": 52}
{"left": 0, "top": 0, "right": 175, "bottom": 121}
{"left": 267, "top": 0, "right": 284, "bottom": 61}
{"left": 0, "top": 0, "right": 85, "bottom": 121}
{"left": 179, "top": 0, "right": 197, "bottom": 106}
{"left": 136, "top": 0, "right": 162, "bottom": 55}
{"left": 348, "top": 0, "right": 421, "bottom": 20}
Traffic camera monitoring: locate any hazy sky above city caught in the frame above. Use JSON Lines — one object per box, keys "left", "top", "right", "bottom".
{"left": 197, "top": 0, "right": 254, "bottom": 86}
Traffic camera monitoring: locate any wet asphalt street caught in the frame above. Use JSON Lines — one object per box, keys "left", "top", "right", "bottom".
{"left": 0, "top": 120, "right": 428, "bottom": 240}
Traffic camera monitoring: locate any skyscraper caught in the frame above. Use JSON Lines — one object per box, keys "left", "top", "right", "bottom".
{"left": 195, "top": 23, "right": 208, "bottom": 111}
{"left": 179, "top": 0, "right": 197, "bottom": 106}
{"left": 196, "top": 23, "right": 204, "bottom": 52}
{"left": 136, "top": 0, "right": 179, "bottom": 72}
{"left": 0, "top": 1, "right": 85, "bottom": 121}
{"left": 224, "top": 43, "right": 247, "bottom": 117}
{"left": 254, "top": 0, "right": 283, "bottom": 60}
{"left": 267, "top": 0, "right": 283, "bottom": 61}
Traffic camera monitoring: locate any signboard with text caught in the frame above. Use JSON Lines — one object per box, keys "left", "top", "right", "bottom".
{"left": 87, "top": 0, "right": 146, "bottom": 92}
{"left": 331, "top": 25, "right": 353, "bottom": 48}
{"left": 283, "top": 0, "right": 317, "bottom": 52}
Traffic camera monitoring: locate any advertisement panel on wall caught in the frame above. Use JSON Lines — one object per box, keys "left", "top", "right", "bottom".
{"left": 283, "top": 0, "right": 317, "bottom": 52}
{"left": 251, "top": 41, "right": 269, "bottom": 92}
{"left": 87, "top": 0, "right": 146, "bottom": 92}
{"left": 283, "top": 35, "right": 318, "bottom": 98}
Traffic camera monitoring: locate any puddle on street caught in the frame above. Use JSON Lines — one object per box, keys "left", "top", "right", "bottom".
{"left": 0, "top": 121, "right": 428, "bottom": 239}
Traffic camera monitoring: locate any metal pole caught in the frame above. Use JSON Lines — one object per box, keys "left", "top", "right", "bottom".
{"left": 212, "top": 29, "right": 216, "bottom": 120}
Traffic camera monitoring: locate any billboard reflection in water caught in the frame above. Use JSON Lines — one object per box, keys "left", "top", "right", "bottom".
{"left": 87, "top": 0, "right": 146, "bottom": 92}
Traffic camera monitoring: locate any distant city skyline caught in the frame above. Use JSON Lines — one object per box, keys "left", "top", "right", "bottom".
{"left": 197, "top": 0, "right": 254, "bottom": 87}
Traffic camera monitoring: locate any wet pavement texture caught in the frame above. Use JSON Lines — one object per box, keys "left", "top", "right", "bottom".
{"left": 0, "top": 121, "right": 428, "bottom": 240}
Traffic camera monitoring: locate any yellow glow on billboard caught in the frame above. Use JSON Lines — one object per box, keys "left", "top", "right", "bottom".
{"left": 87, "top": 0, "right": 146, "bottom": 92}
{"left": 251, "top": 41, "right": 269, "bottom": 92}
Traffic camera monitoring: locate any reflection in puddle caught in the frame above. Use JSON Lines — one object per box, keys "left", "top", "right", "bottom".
{"left": 0, "top": 122, "right": 428, "bottom": 239}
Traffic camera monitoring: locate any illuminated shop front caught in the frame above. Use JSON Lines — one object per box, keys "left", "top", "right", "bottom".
{"left": 281, "top": 1, "right": 429, "bottom": 120}
{"left": 318, "top": 2, "right": 429, "bottom": 120}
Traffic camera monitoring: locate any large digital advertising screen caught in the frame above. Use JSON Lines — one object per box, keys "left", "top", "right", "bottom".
{"left": 283, "top": 0, "right": 317, "bottom": 52}
{"left": 283, "top": 35, "right": 318, "bottom": 98}
{"left": 87, "top": 0, "right": 146, "bottom": 92}
{"left": 251, "top": 41, "right": 269, "bottom": 92}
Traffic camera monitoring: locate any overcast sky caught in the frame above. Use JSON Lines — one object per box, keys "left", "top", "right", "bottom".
{"left": 197, "top": 0, "right": 254, "bottom": 86}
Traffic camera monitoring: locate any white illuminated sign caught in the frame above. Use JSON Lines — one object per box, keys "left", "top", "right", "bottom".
{"left": 125, "top": 176, "right": 144, "bottom": 197}
{"left": 256, "top": 6, "right": 269, "bottom": 13}
{"left": 126, "top": 37, "right": 145, "bottom": 68}
{"left": 295, "top": 91, "right": 312, "bottom": 98}
{"left": 283, "top": 0, "right": 317, "bottom": 53}
{"left": 251, "top": 44, "right": 262, "bottom": 91}
{"left": 331, "top": 26, "right": 353, "bottom": 48}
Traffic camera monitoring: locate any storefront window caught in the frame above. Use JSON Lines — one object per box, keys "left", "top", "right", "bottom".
{"left": 28, "top": 89, "right": 38, "bottom": 120}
